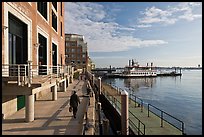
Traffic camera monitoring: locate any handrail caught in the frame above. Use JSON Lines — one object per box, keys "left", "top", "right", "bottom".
{"left": 2, "top": 64, "right": 73, "bottom": 86}
{"left": 129, "top": 110, "right": 145, "bottom": 135}
{"left": 101, "top": 84, "right": 146, "bottom": 135}
{"left": 147, "top": 103, "right": 184, "bottom": 134}
{"left": 129, "top": 92, "right": 143, "bottom": 112}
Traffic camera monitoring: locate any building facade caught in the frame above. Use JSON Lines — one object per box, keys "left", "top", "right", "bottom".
{"left": 2, "top": 2, "right": 67, "bottom": 119}
{"left": 2, "top": 2, "right": 65, "bottom": 70}
{"left": 65, "top": 34, "right": 88, "bottom": 70}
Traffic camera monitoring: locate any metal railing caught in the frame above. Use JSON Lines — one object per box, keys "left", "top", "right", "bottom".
{"left": 104, "top": 83, "right": 186, "bottom": 135}
{"left": 147, "top": 104, "right": 185, "bottom": 135}
{"left": 101, "top": 84, "right": 146, "bottom": 135}
{"left": 129, "top": 92, "right": 144, "bottom": 112}
{"left": 126, "top": 87, "right": 185, "bottom": 135}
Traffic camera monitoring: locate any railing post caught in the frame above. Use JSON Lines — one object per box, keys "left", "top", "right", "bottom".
{"left": 121, "top": 90, "right": 129, "bottom": 135}
{"left": 182, "top": 122, "right": 184, "bottom": 135}
{"left": 148, "top": 104, "right": 150, "bottom": 117}
{"left": 138, "top": 121, "right": 140, "bottom": 135}
{"left": 18, "top": 65, "right": 20, "bottom": 86}
{"left": 161, "top": 111, "right": 163, "bottom": 127}
{"left": 27, "top": 60, "right": 32, "bottom": 87}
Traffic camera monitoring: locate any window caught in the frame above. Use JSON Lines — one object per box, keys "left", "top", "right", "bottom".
{"left": 61, "top": 22, "right": 62, "bottom": 36}
{"left": 71, "top": 49, "right": 75, "bottom": 52}
{"left": 37, "top": 2, "right": 47, "bottom": 20}
{"left": 66, "top": 49, "right": 69, "bottom": 53}
{"left": 52, "top": 2, "right": 57, "bottom": 11}
{"left": 38, "top": 33, "right": 47, "bottom": 65}
{"left": 61, "top": 2, "right": 63, "bottom": 16}
{"left": 72, "top": 54, "right": 75, "bottom": 58}
{"left": 52, "top": 11, "right": 57, "bottom": 31}
{"left": 82, "top": 54, "right": 86, "bottom": 58}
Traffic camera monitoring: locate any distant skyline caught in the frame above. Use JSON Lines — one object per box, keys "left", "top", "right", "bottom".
{"left": 64, "top": 2, "right": 202, "bottom": 68}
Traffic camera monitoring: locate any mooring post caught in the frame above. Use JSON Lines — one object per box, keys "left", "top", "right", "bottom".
{"left": 121, "top": 89, "right": 129, "bottom": 135}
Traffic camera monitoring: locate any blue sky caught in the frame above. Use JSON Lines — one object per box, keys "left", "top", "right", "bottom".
{"left": 64, "top": 2, "right": 202, "bottom": 68}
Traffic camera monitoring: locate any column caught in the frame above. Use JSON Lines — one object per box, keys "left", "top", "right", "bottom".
{"left": 121, "top": 90, "right": 129, "bottom": 135}
{"left": 25, "top": 94, "right": 34, "bottom": 122}
{"left": 51, "top": 85, "right": 57, "bottom": 101}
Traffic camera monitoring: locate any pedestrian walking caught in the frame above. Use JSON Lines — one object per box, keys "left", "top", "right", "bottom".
{"left": 70, "top": 90, "right": 80, "bottom": 118}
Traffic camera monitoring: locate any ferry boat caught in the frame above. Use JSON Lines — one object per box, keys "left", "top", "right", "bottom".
{"left": 119, "top": 59, "right": 157, "bottom": 77}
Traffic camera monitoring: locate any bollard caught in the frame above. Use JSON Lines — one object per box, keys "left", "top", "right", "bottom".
{"left": 51, "top": 85, "right": 57, "bottom": 101}
{"left": 121, "top": 90, "right": 129, "bottom": 135}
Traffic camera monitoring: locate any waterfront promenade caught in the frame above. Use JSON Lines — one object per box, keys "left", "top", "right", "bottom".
{"left": 2, "top": 79, "right": 95, "bottom": 135}
{"left": 102, "top": 83, "right": 183, "bottom": 135}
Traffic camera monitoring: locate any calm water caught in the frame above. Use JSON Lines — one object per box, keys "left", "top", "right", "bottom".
{"left": 103, "top": 69, "right": 202, "bottom": 135}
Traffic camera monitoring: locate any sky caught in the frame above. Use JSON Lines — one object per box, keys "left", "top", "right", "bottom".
{"left": 64, "top": 2, "right": 202, "bottom": 68}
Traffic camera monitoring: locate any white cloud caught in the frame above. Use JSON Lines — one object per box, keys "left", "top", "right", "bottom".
{"left": 137, "top": 24, "right": 152, "bottom": 28}
{"left": 65, "top": 2, "right": 168, "bottom": 52}
{"left": 138, "top": 2, "right": 202, "bottom": 26}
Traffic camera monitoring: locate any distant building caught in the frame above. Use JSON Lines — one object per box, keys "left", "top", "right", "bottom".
{"left": 87, "top": 57, "right": 95, "bottom": 72}
{"left": 2, "top": 2, "right": 68, "bottom": 120}
{"left": 65, "top": 34, "right": 88, "bottom": 70}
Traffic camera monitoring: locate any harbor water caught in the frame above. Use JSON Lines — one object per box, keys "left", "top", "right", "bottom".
{"left": 103, "top": 69, "right": 202, "bottom": 135}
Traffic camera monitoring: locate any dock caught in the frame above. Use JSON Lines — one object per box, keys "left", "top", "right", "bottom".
{"left": 102, "top": 72, "right": 182, "bottom": 78}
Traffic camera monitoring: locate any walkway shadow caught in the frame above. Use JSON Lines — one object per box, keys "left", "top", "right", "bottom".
{"left": 3, "top": 118, "right": 25, "bottom": 123}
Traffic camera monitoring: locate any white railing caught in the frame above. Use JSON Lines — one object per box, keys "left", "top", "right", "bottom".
{"left": 2, "top": 64, "right": 73, "bottom": 86}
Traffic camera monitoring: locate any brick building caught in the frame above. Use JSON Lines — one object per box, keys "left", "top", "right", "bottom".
{"left": 1, "top": 2, "right": 72, "bottom": 121}
{"left": 2, "top": 2, "right": 65, "bottom": 69}
{"left": 65, "top": 34, "right": 88, "bottom": 70}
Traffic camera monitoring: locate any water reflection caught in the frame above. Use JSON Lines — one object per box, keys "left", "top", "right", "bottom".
{"left": 124, "top": 78, "right": 156, "bottom": 91}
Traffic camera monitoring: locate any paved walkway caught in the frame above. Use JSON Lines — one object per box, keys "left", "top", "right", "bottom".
{"left": 2, "top": 79, "right": 93, "bottom": 135}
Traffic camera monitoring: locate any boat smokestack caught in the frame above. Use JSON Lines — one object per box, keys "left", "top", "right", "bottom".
{"left": 129, "top": 60, "right": 131, "bottom": 66}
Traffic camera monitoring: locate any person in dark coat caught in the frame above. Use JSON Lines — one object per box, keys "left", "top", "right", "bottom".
{"left": 70, "top": 90, "right": 80, "bottom": 118}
